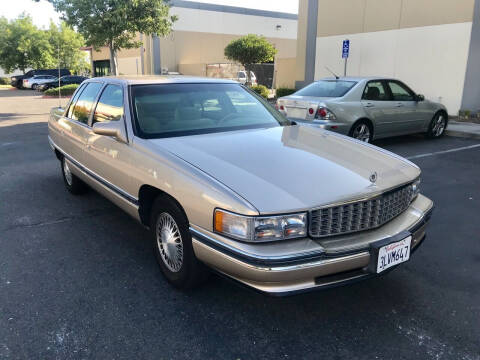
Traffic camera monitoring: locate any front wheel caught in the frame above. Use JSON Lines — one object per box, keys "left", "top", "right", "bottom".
{"left": 349, "top": 121, "right": 373, "bottom": 143}
{"left": 426, "top": 112, "right": 447, "bottom": 138}
{"left": 150, "top": 196, "right": 208, "bottom": 289}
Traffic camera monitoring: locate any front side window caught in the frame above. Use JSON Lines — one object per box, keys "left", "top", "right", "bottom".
{"left": 131, "top": 83, "right": 290, "bottom": 138}
{"left": 388, "top": 81, "right": 414, "bottom": 101}
{"left": 93, "top": 84, "right": 124, "bottom": 124}
{"left": 294, "top": 80, "right": 357, "bottom": 98}
{"left": 71, "top": 82, "right": 103, "bottom": 124}
{"left": 362, "top": 81, "right": 389, "bottom": 101}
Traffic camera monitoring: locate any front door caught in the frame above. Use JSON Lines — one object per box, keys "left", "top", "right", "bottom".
{"left": 385, "top": 80, "right": 424, "bottom": 134}
{"left": 361, "top": 80, "right": 396, "bottom": 137}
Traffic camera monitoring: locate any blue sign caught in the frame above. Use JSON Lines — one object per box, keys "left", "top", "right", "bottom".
{"left": 342, "top": 39, "right": 350, "bottom": 59}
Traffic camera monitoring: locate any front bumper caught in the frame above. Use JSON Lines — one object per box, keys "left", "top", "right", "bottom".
{"left": 191, "top": 195, "right": 433, "bottom": 295}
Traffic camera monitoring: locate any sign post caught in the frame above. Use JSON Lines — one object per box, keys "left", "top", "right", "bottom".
{"left": 342, "top": 39, "right": 350, "bottom": 76}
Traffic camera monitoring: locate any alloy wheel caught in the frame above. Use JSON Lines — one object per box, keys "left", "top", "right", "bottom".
{"left": 156, "top": 213, "right": 184, "bottom": 272}
{"left": 352, "top": 124, "right": 371, "bottom": 142}
{"left": 63, "top": 160, "right": 73, "bottom": 186}
{"left": 432, "top": 115, "right": 446, "bottom": 137}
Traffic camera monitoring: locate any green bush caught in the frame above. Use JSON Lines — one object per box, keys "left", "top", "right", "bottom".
{"left": 44, "top": 84, "right": 79, "bottom": 96}
{"left": 0, "top": 77, "right": 10, "bottom": 85}
{"left": 276, "top": 87, "right": 296, "bottom": 98}
{"left": 251, "top": 84, "right": 269, "bottom": 99}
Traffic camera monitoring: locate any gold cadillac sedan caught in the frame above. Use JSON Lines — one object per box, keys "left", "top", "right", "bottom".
{"left": 48, "top": 76, "right": 433, "bottom": 295}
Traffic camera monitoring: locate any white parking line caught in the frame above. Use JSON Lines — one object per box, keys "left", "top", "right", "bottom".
{"left": 406, "top": 144, "right": 480, "bottom": 160}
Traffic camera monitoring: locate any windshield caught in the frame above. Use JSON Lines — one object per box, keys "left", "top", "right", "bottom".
{"left": 131, "top": 83, "right": 290, "bottom": 138}
{"left": 294, "top": 80, "right": 357, "bottom": 98}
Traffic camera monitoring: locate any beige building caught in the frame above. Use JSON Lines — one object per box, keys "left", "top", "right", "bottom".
{"left": 295, "top": 0, "right": 480, "bottom": 115}
{"left": 89, "top": 0, "right": 297, "bottom": 88}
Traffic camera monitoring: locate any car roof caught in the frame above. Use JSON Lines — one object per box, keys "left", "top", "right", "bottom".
{"left": 86, "top": 75, "right": 237, "bottom": 85}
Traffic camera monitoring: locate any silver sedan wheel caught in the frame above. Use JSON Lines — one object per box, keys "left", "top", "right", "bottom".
{"left": 63, "top": 160, "right": 73, "bottom": 186}
{"left": 156, "top": 213, "right": 184, "bottom": 272}
{"left": 432, "top": 115, "right": 446, "bottom": 137}
{"left": 352, "top": 123, "right": 371, "bottom": 142}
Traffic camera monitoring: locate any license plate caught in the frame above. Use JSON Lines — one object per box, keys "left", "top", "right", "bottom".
{"left": 376, "top": 236, "right": 411, "bottom": 273}
{"left": 287, "top": 107, "right": 307, "bottom": 119}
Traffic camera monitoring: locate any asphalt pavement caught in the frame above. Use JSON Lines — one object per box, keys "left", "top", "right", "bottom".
{"left": 1, "top": 89, "right": 479, "bottom": 360}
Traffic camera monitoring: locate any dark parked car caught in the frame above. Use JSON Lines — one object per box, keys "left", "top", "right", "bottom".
{"left": 11, "top": 69, "right": 70, "bottom": 89}
{"left": 39, "top": 75, "right": 88, "bottom": 91}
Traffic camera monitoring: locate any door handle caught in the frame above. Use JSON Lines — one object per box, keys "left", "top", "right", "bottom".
{"left": 364, "top": 103, "right": 374, "bottom": 108}
{"left": 396, "top": 103, "right": 404, "bottom": 107}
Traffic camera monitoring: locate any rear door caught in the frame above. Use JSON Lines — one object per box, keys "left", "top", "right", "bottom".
{"left": 84, "top": 84, "right": 133, "bottom": 196}
{"left": 361, "top": 80, "right": 396, "bottom": 137}
{"left": 61, "top": 82, "right": 103, "bottom": 163}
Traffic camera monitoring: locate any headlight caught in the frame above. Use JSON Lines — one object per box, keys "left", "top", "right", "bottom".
{"left": 411, "top": 177, "right": 421, "bottom": 200}
{"left": 214, "top": 209, "right": 307, "bottom": 242}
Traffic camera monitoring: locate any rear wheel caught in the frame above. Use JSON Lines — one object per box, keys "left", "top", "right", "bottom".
{"left": 349, "top": 121, "right": 373, "bottom": 143}
{"left": 150, "top": 196, "right": 208, "bottom": 289}
{"left": 427, "top": 112, "right": 447, "bottom": 138}
{"left": 31, "top": 84, "right": 38, "bottom": 90}
{"left": 61, "top": 157, "right": 86, "bottom": 194}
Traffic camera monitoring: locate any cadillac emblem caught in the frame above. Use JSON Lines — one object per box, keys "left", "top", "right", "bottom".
{"left": 369, "top": 172, "right": 378, "bottom": 184}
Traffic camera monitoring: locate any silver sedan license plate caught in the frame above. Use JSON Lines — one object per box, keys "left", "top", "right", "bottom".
{"left": 376, "top": 236, "right": 411, "bottom": 273}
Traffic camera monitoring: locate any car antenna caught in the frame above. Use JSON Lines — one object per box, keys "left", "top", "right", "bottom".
{"left": 325, "top": 66, "right": 340, "bottom": 80}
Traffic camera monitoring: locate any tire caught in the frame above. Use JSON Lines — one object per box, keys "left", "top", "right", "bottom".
{"left": 150, "top": 196, "right": 208, "bottom": 289}
{"left": 32, "top": 84, "right": 37, "bottom": 90}
{"left": 349, "top": 120, "right": 373, "bottom": 143}
{"left": 426, "top": 112, "right": 447, "bottom": 139}
{"left": 61, "top": 157, "right": 87, "bottom": 195}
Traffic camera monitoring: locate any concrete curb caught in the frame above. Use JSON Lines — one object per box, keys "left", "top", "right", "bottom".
{"left": 445, "top": 129, "right": 480, "bottom": 140}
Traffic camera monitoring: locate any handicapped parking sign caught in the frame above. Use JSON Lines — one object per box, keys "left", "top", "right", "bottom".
{"left": 342, "top": 40, "right": 350, "bottom": 59}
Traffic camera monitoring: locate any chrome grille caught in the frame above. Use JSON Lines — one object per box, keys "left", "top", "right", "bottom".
{"left": 309, "top": 184, "right": 414, "bottom": 237}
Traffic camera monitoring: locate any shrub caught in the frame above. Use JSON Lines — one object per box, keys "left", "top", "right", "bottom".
{"left": 276, "top": 87, "right": 296, "bottom": 98}
{"left": 251, "top": 84, "right": 269, "bottom": 99}
{"left": 0, "top": 77, "right": 10, "bottom": 85}
{"left": 44, "top": 84, "right": 79, "bottom": 96}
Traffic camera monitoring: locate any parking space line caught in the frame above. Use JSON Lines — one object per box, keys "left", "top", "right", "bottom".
{"left": 406, "top": 144, "right": 480, "bottom": 160}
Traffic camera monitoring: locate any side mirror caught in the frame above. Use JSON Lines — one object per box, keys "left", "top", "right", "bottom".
{"left": 415, "top": 94, "right": 425, "bottom": 102}
{"left": 92, "top": 121, "right": 127, "bottom": 143}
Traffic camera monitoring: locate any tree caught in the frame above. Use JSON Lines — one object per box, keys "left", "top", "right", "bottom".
{"left": 47, "top": 21, "right": 90, "bottom": 74}
{"left": 224, "top": 34, "right": 277, "bottom": 85}
{"left": 43, "top": 0, "right": 177, "bottom": 75}
{"left": 0, "top": 15, "right": 54, "bottom": 74}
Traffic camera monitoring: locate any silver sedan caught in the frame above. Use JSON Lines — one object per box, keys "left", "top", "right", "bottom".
{"left": 277, "top": 77, "right": 448, "bottom": 142}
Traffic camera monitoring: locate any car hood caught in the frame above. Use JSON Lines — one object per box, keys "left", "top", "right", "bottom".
{"left": 150, "top": 126, "right": 419, "bottom": 214}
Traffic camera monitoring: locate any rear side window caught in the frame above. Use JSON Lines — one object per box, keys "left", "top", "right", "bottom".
{"left": 362, "top": 81, "right": 389, "bottom": 101}
{"left": 70, "top": 82, "right": 103, "bottom": 124}
{"left": 93, "top": 85, "right": 124, "bottom": 124}
{"left": 67, "top": 84, "right": 86, "bottom": 118}
{"left": 294, "top": 80, "right": 357, "bottom": 98}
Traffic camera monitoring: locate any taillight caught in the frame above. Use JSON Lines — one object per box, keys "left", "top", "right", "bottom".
{"left": 315, "top": 107, "right": 336, "bottom": 120}
{"left": 308, "top": 108, "right": 314, "bottom": 115}
{"left": 280, "top": 105, "right": 285, "bottom": 111}
{"left": 317, "top": 107, "right": 327, "bottom": 118}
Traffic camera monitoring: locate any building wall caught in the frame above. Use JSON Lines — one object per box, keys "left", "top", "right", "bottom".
{"left": 297, "top": 0, "right": 476, "bottom": 114}
{"left": 89, "top": 2, "right": 298, "bottom": 87}
{"left": 275, "top": 58, "right": 297, "bottom": 88}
